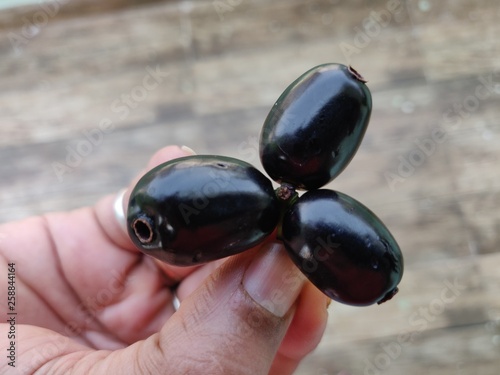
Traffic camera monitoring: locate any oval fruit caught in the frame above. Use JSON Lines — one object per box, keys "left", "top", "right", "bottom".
{"left": 127, "top": 155, "right": 279, "bottom": 266}
{"left": 281, "top": 189, "right": 403, "bottom": 306}
{"left": 260, "top": 63, "right": 372, "bottom": 190}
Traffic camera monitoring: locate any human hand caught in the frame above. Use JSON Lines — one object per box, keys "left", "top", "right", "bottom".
{"left": 0, "top": 145, "right": 329, "bottom": 375}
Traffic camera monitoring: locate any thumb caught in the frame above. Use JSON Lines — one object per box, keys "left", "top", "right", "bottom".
{"left": 150, "top": 243, "right": 306, "bottom": 375}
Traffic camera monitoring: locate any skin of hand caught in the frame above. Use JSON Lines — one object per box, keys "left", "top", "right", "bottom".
{"left": 0, "top": 145, "right": 329, "bottom": 375}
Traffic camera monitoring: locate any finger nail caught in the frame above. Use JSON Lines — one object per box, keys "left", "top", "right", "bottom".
{"left": 113, "top": 188, "right": 128, "bottom": 234}
{"left": 243, "top": 243, "right": 306, "bottom": 317}
{"left": 180, "top": 145, "right": 197, "bottom": 155}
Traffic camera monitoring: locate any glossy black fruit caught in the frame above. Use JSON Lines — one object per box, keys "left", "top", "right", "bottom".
{"left": 260, "top": 63, "right": 372, "bottom": 190}
{"left": 127, "top": 155, "right": 279, "bottom": 266}
{"left": 281, "top": 189, "right": 403, "bottom": 306}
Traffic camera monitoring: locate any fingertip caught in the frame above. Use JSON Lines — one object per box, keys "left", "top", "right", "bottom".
{"left": 147, "top": 145, "right": 196, "bottom": 170}
{"left": 279, "top": 282, "right": 329, "bottom": 360}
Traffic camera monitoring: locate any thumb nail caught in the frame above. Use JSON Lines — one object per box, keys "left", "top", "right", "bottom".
{"left": 243, "top": 243, "right": 306, "bottom": 317}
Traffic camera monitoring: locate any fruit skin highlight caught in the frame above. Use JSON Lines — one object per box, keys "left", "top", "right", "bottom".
{"left": 281, "top": 189, "right": 403, "bottom": 306}
{"left": 127, "top": 155, "right": 279, "bottom": 266}
{"left": 260, "top": 63, "right": 372, "bottom": 190}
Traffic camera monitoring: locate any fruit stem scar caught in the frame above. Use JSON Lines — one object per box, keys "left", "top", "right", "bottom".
{"left": 275, "top": 184, "right": 299, "bottom": 241}
{"left": 276, "top": 183, "right": 297, "bottom": 202}
{"left": 348, "top": 65, "right": 368, "bottom": 83}
{"left": 132, "top": 217, "right": 155, "bottom": 244}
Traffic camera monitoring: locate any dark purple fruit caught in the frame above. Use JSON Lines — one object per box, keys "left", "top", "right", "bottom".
{"left": 260, "top": 63, "right": 372, "bottom": 190}
{"left": 281, "top": 189, "right": 403, "bottom": 306}
{"left": 127, "top": 155, "right": 279, "bottom": 266}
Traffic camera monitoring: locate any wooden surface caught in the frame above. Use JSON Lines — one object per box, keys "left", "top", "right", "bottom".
{"left": 1, "top": 0, "right": 499, "bottom": 374}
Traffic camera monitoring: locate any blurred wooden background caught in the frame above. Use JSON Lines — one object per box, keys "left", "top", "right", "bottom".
{"left": 1, "top": 0, "right": 499, "bottom": 374}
